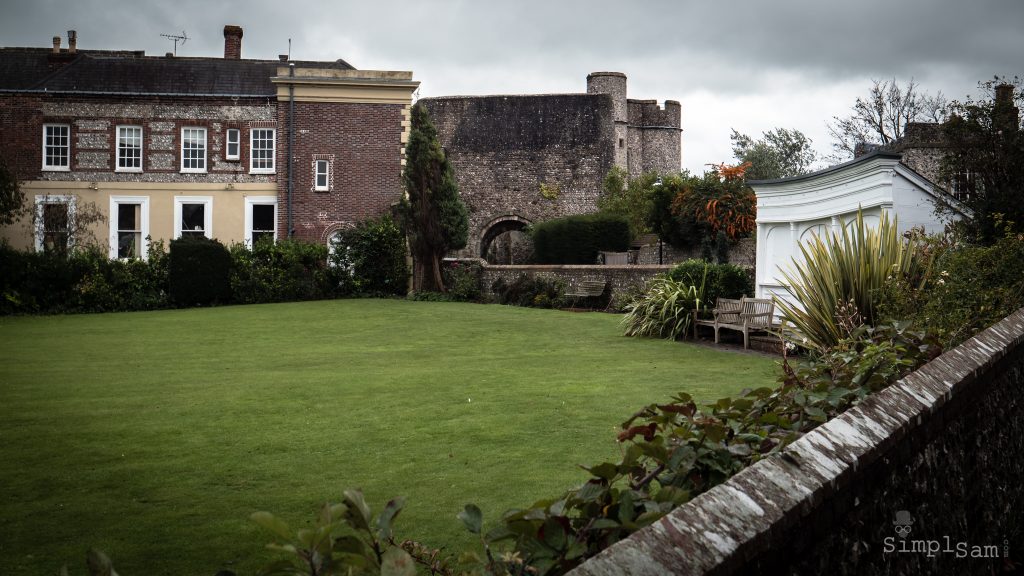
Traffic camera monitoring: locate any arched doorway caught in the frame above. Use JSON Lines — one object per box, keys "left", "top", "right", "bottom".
{"left": 479, "top": 216, "right": 533, "bottom": 264}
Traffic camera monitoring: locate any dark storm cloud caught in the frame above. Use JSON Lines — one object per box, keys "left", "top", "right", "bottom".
{"left": 3, "top": 0, "right": 1022, "bottom": 170}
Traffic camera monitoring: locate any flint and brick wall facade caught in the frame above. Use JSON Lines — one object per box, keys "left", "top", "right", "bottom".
{"left": 570, "top": 308, "right": 1024, "bottom": 575}
{"left": 278, "top": 101, "right": 405, "bottom": 243}
{"left": 2, "top": 96, "right": 278, "bottom": 183}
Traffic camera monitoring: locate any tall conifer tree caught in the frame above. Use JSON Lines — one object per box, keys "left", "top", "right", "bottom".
{"left": 401, "top": 104, "right": 468, "bottom": 291}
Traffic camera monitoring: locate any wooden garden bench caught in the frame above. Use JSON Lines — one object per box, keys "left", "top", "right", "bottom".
{"left": 565, "top": 280, "right": 608, "bottom": 308}
{"left": 693, "top": 296, "right": 775, "bottom": 349}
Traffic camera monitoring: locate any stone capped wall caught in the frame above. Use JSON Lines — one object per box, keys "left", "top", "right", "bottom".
{"left": 481, "top": 263, "right": 673, "bottom": 310}
{"left": 421, "top": 94, "right": 617, "bottom": 257}
{"left": 570, "top": 308, "right": 1024, "bottom": 575}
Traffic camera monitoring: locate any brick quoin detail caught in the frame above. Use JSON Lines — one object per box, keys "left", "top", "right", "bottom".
{"left": 277, "top": 101, "right": 404, "bottom": 243}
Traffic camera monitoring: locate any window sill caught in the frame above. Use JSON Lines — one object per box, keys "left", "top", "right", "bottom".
{"left": 115, "top": 168, "right": 143, "bottom": 173}
{"left": 180, "top": 169, "right": 208, "bottom": 174}
{"left": 249, "top": 169, "right": 276, "bottom": 175}
{"left": 42, "top": 166, "right": 71, "bottom": 172}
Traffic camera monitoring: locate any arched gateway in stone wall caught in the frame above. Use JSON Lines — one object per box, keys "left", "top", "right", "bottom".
{"left": 419, "top": 72, "right": 681, "bottom": 261}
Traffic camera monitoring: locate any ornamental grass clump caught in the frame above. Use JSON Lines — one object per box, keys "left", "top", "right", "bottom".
{"left": 777, "top": 210, "right": 931, "bottom": 352}
{"left": 622, "top": 273, "right": 706, "bottom": 340}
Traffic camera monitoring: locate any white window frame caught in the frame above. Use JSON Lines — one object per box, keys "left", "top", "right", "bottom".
{"left": 244, "top": 196, "right": 278, "bottom": 248}
{"left": 180, "top": 127, "right": 208, "bottom": 173}
{"left": 34, "top": 195, "right": 76, "bottom": 252}
{"left": 314, "top": 159, "right": 331, "bottom": 191}
{"left": 173, "top": 196, "right": 213, "bottom": 239}
{"left": 225, "top": 128, "right": 240, "bottom": 160}
{"left": 116, "top": 125, "right": 144, "bottom": 173}
{"left": 108, "top": 196, "right": 150, "bottom": 260}
{"left": 249, "top": 128, "right": 276, "bottom": 174}
{"left": 42, "top": 124, "right": 71, "bottom": 171}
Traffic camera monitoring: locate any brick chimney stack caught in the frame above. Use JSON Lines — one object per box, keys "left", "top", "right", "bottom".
{"left": 52, "top": 36, "right": 61, "bottom": 53}
{"left": 223, "top": 25, "right": 243, "bottom": 59}
{"left": 993, "top": 84, "right": 1019, "bottom": 133}
{"left": 68, "top": 30, "right": 77, "bottom": 54}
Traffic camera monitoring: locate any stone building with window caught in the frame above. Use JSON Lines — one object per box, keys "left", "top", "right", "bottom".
{"left": 0, "top": 25, "right": 418, "bottom": 258}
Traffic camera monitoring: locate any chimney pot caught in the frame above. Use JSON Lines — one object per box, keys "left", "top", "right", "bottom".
{"left": 52, "top": 36, "right": 61, "bottom": 53}
{"left": 67, "top": 30, "right": 77, "bottom": 54}
{"left": 223, "top": 25, "right": 243, "bottom": 60}
{"left": 279, "top": 54, "right": 288, "bottom": 62}
{"left": 166, "top": 52, "right": 174, "bottom": 58}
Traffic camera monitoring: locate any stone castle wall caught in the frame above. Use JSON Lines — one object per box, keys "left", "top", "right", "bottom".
{"left": 421, "top": 93, "right": 618, "bottom": 258}
{"left": 420, "top": 73, "right": 681, "bottom": 259}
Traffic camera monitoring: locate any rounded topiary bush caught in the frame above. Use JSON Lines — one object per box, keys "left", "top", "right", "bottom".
{"left": 168, "top": 235, "right": 232, "bottom": 306}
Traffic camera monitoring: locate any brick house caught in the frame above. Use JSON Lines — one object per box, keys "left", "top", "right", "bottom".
{"left": 0, "top": 26, "right": 418, "bottom": 258}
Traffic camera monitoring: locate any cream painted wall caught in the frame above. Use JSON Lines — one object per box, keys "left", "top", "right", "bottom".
{"left": 0, "top": 180, "right": 276, "bottom": 256}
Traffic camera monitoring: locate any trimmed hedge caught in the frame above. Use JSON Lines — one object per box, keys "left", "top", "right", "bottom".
{"left": 230, "top": 240, "right": 344, "bottom": 304}
{"left": 330, "top": 215, "right": 408, "bottom": 296}
{"left": 531, "top": 214, "right": 630, "bottom": 264}
{"left": 168, "top": 236, "right": 232, "bottom": 306}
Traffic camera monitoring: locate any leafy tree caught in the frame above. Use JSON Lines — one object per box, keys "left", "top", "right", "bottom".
{"left": 828, "top": 78, "right": 947, "bottom": 161}
{"left": 0, "top": 156, "right": 25, "bottom": 226}
{"left": 648, "top": 164, "right": 756, "bottom": 250}
{"left": 730, "top": 127, "right": 818, "bottom": 180}
{"left": 937, "top": 78, "right": 1024, "bottom": 244}
{"left": 400, "top": 104, "right": 468, "bottom": 292}
{"left": 596, "top": 167, "right": 658, "bottom": 238}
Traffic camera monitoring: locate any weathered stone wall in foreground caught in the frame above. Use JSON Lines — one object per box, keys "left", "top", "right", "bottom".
{"left": 570, "top": 308, "right": 1024, "bottom": 575}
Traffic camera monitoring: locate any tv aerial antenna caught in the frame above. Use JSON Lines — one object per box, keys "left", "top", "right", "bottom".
{"left": 160, "top": 31, "right": 189, "bottom": 56}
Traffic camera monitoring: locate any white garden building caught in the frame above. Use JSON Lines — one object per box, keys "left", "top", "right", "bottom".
{"left": 749, "top": 151, "right": 966, "bottom": 309}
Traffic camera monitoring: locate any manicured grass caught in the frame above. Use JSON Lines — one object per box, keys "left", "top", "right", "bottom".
{"left": 0, "top": 300, "right": 777, "bottom": 575}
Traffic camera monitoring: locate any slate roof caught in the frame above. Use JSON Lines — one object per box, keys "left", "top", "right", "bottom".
{"left": 0, "top": 48, "right": 354, "bottom": 96}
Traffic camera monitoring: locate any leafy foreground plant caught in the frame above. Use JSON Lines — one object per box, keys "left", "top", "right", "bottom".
{"left": 777, "top": 210, "right": 931, "bottom": 352}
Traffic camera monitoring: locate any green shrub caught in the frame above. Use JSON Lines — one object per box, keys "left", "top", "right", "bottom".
{"left": 667, "top": 259, "right": 752, "bottom": 312}
{"left": 877, "top": 230, "right": 1024, "bottom": 348}
{"left": 168, "top": 236, "right": 232, "bottom": 306}
{"left": 778, "top": 211, "right": 930, "bottom": 352}
{"left": 331, "top": 215, "right": 408, "bottom": 297}
{"left": 442, "top": 259, "right": 483, "bottom": 302}
{"left": 531, "top": 214, "right": 630, "bottom": 264}
{"left": 0, "top": 242, "right": 169, "bottom": 315}
{"left": 230, "top": 239, "right": 342, "bottom": 304}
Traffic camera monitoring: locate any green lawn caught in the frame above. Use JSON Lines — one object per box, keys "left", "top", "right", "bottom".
{"left": 0, "top": 300, "right": 777, "bottom": 575}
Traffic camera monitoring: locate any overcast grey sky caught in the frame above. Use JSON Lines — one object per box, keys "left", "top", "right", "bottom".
{"left": 4, "top": 0, "right": 1022, "bottom": 173}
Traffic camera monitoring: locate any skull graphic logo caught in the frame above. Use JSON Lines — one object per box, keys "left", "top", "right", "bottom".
{"left": 893, "top": 510, "right": 914, "bottom": 539}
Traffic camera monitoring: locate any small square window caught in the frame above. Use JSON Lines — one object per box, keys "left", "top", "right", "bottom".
{"left": 117, "top": 126, "right": 143, "bottom": 172}
{"left": 314, "top": 159, "right": 330, "bottom": 191}
{"left": 226, "top": 128, "right": 240, "bottom": 160}
{"left": 43, "top": 124, "right": 71, "bottom": 171}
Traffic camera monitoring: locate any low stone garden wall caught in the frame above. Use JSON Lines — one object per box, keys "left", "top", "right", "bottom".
{"left": 570, "top": 307, "right": 1024, "bottom": 575}
{"left": 480, "top": 264, "right": 674, "bottom": 309}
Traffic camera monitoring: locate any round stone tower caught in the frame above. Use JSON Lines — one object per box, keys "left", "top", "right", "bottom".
{"left": 587, "top": 72, "right": 628, "bottom": 170}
